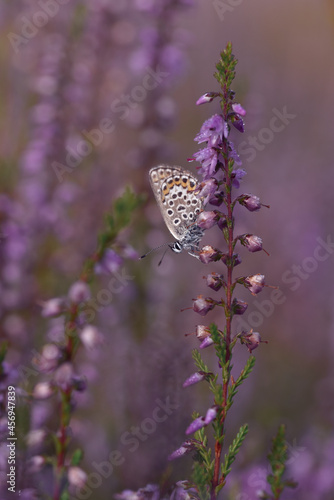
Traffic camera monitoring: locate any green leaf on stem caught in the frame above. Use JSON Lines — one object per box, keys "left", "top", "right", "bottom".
{"left": 266, "top": 424, "right": 297, "bottom": 499}
{"left": 192, "top": 349, "right": 210, "bottom": 374}
{"left": 192, "top": 462, "right": 211, "bottom": 500}
{"left": 71, "top": 448, "right": 84, "bottom": 466}
{"left": 227, "top": 356, "right": 256, "bottom": 410}
{"left": 220, "top": 424, "right": 248, "bottom": 485}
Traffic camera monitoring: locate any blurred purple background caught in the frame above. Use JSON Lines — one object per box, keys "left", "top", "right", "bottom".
{"left": 1, "top": 1, "right": 334, "bottom": 498}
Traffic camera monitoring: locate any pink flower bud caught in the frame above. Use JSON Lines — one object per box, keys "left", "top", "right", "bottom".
{"left": 238, "top": 194, "right": 262, "bottom": 212}
{"left": 204, "top": 405, "right": 218, "bottom": 424}
{"left": 244, "top": 274, "right": 265, "bottom": 294}
{"left": 168, "top": 440, "right": 197, "bottom": 461}
{"left": 239, "top": 331, "right": 268, "bottom": 352}
{"left": 195, "top": 325, "right": 211, "bottom": 341}
{"left": 33, "top": 344, "right": 61, "bottom": 373}
{"left": 40, "top": 298, "right": 64, "bottom": 318}
{"left": 26, "top": 429, "right": 46, "bottom": 447}
{"left": 239, "top": 234, "right": 263, "bottom": 253}
{"left": 196, "top": 211, "right": 218, "bottom": 230}
{"left": 209, "top": 192, "right": 225, "bottom": 207}
{"left": 232, "top": 298, "right": 248, "bottom": 315}
{"left": 54, "top": 362, "right": 74, "bottom": 390}
{"left": 80, "top": 325, "right": 103, "bottom": 350}
{"left": 185, "top": 416, "right": 206, "bottom": 435}
{"left": 200, "top": 336, "right": 214, "bottom": 349}
{"left": 199, "top": 245, "right": 221, "bottom": 264}
{"left": 232, "top": 103, "right": 246, "bottom": 116}
{"left": 196, "top": 92, "right": 219, "bottom": 105}
{"left": 183, "top": 372, "right": 206, "bottom": 388}
{"left": 68, "top": 466, "right": 87, "bottom": 489}
{"left": 192, "top": 295, "right": 216, "bottom": 316}
{"left": 206, "top": 272, "right": 226, "bottom": 291}
{"left": 68, "top": 281, "right": 91, "bottom": 304}
{"left": 33, "top": 382, "right": 53, "bottom": 400}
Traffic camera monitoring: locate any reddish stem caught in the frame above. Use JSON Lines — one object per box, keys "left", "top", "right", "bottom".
{"left": 211, "top": 87, "right": 234, "bottom": 500}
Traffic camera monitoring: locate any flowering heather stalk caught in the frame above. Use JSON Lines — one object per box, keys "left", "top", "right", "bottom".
{"left": 169, "top": 43, "right": 270, "bottom": 499}
{"left": 29, "top": 189, "right": 141, "bottom": 500}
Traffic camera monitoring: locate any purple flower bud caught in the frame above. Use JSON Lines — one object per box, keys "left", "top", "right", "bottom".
{"left": 54, "top": 362, "right": 74, "bottom": 390}
{"left": 232, "top": 117, "right": 245, "bottom": 133}
{"left": 232, "top": 298, "right": 248, "bottom": 315}
{"left": 72, "top": 376, "right": 87, "bottom": 392}
{"left": 68, "top": 281, "right": 91, "bottom": 304}
{"left": 68, "top": 466, "right": 87, "bottom": 489}
{"left": 229, "top": 142, "right": 242, "bottom": 166}
{"left": 204, "top": 405, "right": 218, "bottom": 424}
{"left": 40, "top": 298, "right": 65, "bottom": 318}
{"left": 192, "top": 295, "right": 216, "bottom": 316}
{"left": 199, "top": 336, "right": 214, "bottom": 349}
{"left": 183, "top": 372, "right": 206, "bottom": 388}
{"left": 238, "top": 194, "right": 262, "bottom": 212}
{"left": 168, "top": 440, "right": 197, "bottom": 460}
{"left": 26, "top": 429, "right": 46, "bottom": 447}
{"left": 95, "top": 249, "right": 123, "bottom": 275}
{"left": 217, "top": 215, "right": 227, "bottom": 230}
{"left": 195, "top": 325, "right": 211, "bottom": 341}
{"left": 185, "top": 416, "right": 206, "bottom": 435}
{"left": 231, "top": 168, "right": 246, "bottom": 188}
{"left": 196, "top": 92, "right": 219, "bottom": 105}
{"left": 240, "top": 331, "right": 267, "bottom": 352}
{"left": 232, "top": 103, "right": 246, "bottom": 116}
{"left": 199, "top": 245, "right": 221, "bottom": 264}
{"left": 206, "top": 272, "right": 225, "bottom": 291}
{"left": 208, "top": 191, "right": 224, "bottom": 207}
{"left": 244, "top": 274, "right": 265, "bottom": 294}
{"left": 80, "top": 325, "right": 103, "bottom": 350}
{"left": 239, "top": 234, "right": 263, "bottom": 253}
{"left": 33, "top": 382, "right": 53, "bottom": 400}
{"left": 33, "top": 344, "right": 61, "bottom": 373}
{"left": 196, "top": 211, "right": 218, "bottom": 230}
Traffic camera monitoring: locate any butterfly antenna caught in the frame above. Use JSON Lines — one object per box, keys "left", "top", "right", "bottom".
{"left": 158, "top": 248, "right": 169, "bottom": 266}
{"left": 140, "top": 242, "right": 171, "bottom": 260}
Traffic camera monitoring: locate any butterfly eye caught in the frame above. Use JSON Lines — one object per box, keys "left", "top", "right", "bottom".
{"left": 171, "top": 242, "right": 183, "bottom": 253}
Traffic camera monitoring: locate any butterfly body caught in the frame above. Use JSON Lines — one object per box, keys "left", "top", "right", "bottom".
{"left": 149, "top": 165, "right": 204, "bottom": 257}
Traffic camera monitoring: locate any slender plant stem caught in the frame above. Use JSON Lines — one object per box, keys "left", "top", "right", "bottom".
{"left": 211, "top": 85, "right": 234, "bottom": 499}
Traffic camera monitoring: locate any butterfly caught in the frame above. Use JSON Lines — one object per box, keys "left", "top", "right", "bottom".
{"left": 147, "top": 165, "right": 204, "bottom": 259}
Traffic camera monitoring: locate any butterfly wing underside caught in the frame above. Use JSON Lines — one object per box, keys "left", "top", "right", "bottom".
{"left": 149, "top": 166, "right": 203, "bottom": 241}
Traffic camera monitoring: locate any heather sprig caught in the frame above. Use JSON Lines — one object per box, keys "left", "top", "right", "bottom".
{"left": 169, "top": 43, "right": 271, "bottom": 499}
{"left": 260, "top": 425, "right": 298, "bottom": 500}
{"left": 28, "top": 188, "right": 141, "bottom": 500}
